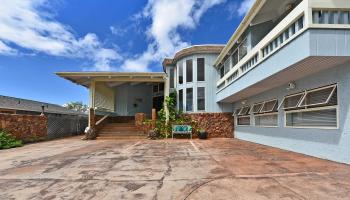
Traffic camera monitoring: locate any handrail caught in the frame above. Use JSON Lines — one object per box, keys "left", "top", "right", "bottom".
{"left": 95, "top": 114, "right": 110, "bottom": 126}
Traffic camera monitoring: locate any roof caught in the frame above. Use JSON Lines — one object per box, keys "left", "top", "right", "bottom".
{"left": 0, "top": 95, "right": 86, "bottom": 115}
{"left": 56, "top": 72, "right": 167, "bottom": 88}
{"left": 162, "top": 45, "right": 225, "bottom": 70}
{"left": 214, "top": 0, "right": 265, "bottom": 67}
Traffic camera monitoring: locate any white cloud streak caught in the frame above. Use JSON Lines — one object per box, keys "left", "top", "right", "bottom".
{"left": 120, "top": 0, "right": 225, "bottom": 72}
{"left": 0, "top": 0, "right": 121, "bottom": 71}
{"left": 237, "top": 0, "right": 255, "bottom": 16}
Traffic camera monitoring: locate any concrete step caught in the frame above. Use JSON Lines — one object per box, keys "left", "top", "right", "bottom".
{"left": 100, "top": 128, "right": 140, "bottom": 132}
{"left": 98, "top": 131, "right": 145, "bottom": 136}
{"left": 97, "top": 135, "right": 147, "bottom": 140}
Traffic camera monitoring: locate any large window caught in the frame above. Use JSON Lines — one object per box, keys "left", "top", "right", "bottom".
{"left": 178, "top": 90, "right": 183, "bottom": 111}
{"left": 169, "top": 68, "right": 175, "bottom": 88}
{"left": 186, "top": 59, "right": 193, "bottom": 83}
{"left": 186, "top": 88, "right": 193, "bottom": 112}
{"left": 282, "top": 84, "right": 338, "bottom": 129}
{"left": 197, "top": 58, "right": 205, "bottom": 81}
{"left": 252, "top": 99, "right": 278, "bottom": 127}
{"left": 231, "top": 50, "right": 239, "bottom": 68}
{"left": 220, "top": 66, "right": 225, "bottom": 78}
{"left": 197, "top": 87, "right": 205, "bottom": 111}
{"left": 178, "top": 63, "right": 183, "bottom": 84}
{"left": 238, "top": 38, "right": 248, "bottom": 60}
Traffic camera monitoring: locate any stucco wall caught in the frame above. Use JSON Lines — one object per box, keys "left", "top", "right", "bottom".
{"left": 114, "top": 84, "right": 153, "bottom": 116}
{"left": 174, "top": 53, "right": 231, "bottom": 113}
{"left": 233, "top": 62, "right": 350, "bottom": 164}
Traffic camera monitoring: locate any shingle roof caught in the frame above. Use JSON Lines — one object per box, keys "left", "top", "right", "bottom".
{"left": 0, "top": 95, "right": 86, "bottom": 115}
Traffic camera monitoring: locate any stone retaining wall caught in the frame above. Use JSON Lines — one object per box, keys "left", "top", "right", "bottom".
{"left": 185, "top": 113, "right": 234, "bottom": 138}
{"left": 0, "top": 113, "right": 47, "bottom": 142}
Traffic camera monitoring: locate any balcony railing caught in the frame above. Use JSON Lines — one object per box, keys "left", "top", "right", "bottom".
{"left": 216, "top": 0, "right": 350, "bottom": 93}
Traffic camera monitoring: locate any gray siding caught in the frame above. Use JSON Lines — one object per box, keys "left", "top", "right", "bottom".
{"left": 233, "top": 62, "right": 350, "bottom": 164}
{"left": 114, "top": 84, "right": 153, "bottom": 116}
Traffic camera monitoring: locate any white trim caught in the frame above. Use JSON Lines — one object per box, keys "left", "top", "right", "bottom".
{"left": 254, "top": 112, "right": 279, "bottom": 128}
{"left": 279, "top": 92, "right": 306, "bottom": 110}
{"left": 284, "top": 105, "right": 339, "bottom": 129}
{"left": 298, "top": 84, "right": 337, "bottom": 107}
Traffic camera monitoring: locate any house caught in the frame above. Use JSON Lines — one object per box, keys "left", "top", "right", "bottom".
{"left": 0, "top": 95, "right": 84, "bottom": 116}
{"left": 57, "top": 0, "right": 350, "bottom": 164}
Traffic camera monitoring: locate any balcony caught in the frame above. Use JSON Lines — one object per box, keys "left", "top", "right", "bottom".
{"left": 216, "top": 0, "right": 350, "bottom": 103}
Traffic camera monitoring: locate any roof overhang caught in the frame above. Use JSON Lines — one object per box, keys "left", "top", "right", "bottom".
{"left": 56, "top": 72, "right": 166, "bottom": 88}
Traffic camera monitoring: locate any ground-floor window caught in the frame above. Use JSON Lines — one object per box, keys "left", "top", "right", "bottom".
{"left": 281, "top": 84, "right": 338, "bottom": 129}
{"left": 237, "top": 106, "right": 251, "bottom": 126}
{"left": 179, "top": 90, "right": 183, "bottom": 112}
{"left": 197, "top": 87, "right": 205, "bottom": 111}
{"left": 285, "top": 106, "right": 338, "bottom": 128}
{"left": 255, "top": 113, "right": 278, "bottom": 127}
{"left": 186, "top": 88, "right": 193, "bottom": 112}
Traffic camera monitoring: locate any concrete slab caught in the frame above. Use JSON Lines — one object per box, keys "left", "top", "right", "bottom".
{"left": 0, "top": 137, "right": 349, "bottom": 199}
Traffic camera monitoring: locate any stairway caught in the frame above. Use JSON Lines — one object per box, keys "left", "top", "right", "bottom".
{"left": 97, "top": 122, "right": 147, "bottom": 140}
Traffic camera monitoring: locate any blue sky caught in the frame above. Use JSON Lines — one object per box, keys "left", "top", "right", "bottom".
{"left": 0, "top": 0, "right": 253, "bottom": 105}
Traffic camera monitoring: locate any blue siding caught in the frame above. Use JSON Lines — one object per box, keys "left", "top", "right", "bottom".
{"left": 233, "top": 63, "right": 350, "bottom": 164}
{"left": 114, "top": 84, "right": 153, "bottom": 116}
{"left": 217, "top": 29, "right": 350, "bottom": 103}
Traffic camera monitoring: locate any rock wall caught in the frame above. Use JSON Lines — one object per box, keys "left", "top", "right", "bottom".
{"left": 185, "top": 113, "right": 234, "bottom": 138}
{"left": 0, "top": 113, "right": 47, "bottom": 142}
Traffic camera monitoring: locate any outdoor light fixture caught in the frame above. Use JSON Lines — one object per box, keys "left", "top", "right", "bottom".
{"left": 241, "top": 100, "right": 248, "bottom": 105}
{"left": 287, "top": 81, "right": 296, "bottom": 90}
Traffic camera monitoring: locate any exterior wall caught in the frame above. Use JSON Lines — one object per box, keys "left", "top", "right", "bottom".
{"left": 174, "top": 53, "right": 230, "bottom": 113}
{"left": 233, "top": 62, "right": 350, "bottom": 164}
{"left": 0, "top": 113, "right": 47, "bottom": 142}
{"left": 114, "top": 83, "right": 153, "bottom": 116}
{"left": 217, "top": 29, "right": 350, "bottom": 102}
{"left": 186, "top": 113, "right": 234, "bottom": 138}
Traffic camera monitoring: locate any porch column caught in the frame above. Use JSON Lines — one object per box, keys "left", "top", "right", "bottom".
{"left": 164, "top": 76, "right": 170, "bottom": 138}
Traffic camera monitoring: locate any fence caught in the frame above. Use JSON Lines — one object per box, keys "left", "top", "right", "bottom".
{"left": 47, "top": 114, "right": 88, "bottom": 140}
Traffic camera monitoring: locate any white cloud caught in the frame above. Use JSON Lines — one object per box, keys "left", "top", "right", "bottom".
{"left": 120, "top": 0, "right": 225, "bottom": 72}
{"left": 0, "top": 0, "right": 121, "bottom": 71}
{"left": 0, "top": 41, "right": 17, "bottom": 55}
{"left": 237, "top": 0, "right": 255, "bottom": 16}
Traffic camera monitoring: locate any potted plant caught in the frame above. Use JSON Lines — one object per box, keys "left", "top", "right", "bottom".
{"left": 198, "top": 129, "right": 208, "bottom": 139}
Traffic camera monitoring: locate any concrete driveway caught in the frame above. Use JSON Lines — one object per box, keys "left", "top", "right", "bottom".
{"left": 0, "top": 137, "right": 349, "bottom": 200}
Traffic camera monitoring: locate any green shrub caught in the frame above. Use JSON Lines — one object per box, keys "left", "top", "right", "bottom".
{"left": 0, "top": 130, "right": 23, "bottom": 149}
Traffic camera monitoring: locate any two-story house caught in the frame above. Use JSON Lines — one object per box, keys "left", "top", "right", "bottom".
{"left": 58, "top": 0, "right": 350, "bottom": 163}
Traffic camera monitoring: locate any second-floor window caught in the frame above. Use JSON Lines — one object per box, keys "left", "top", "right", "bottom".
{"left": 178, "top": 62, "right": 183, "bottom": 84}
{"left": 169, "top": 68, "right": 174, "bottom": 88}
{"left": 238, "top": 38, "right": 248, "bottom": 60}
{"left": 197, "top": 58, "right": 205, "bottom": 81}
{"left": 186, "top": 59, "right": 193, "bottom": 83}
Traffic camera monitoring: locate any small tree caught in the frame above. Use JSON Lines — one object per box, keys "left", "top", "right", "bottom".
{"left": 63, "top": 101, "right": 88, "bottom": 113}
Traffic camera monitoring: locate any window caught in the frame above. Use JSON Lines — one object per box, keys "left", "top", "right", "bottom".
{"left": 299, "top": 84, "right": 337, "bottom": 107}
{"left": 178, "top": 90, "right": 183, "bottom": 111}
{"left": 237, "top": 106, "right": 251, "bottom": 126}
{"left": 197, "top": 87, "right": 205, "bottom": 111}
{"left": 159, "top": 83, "right": 164, "bottom": 92}
{"left": 197, "top": 58, "right": 205, "bottom": 81}
{"left": 286, "top": 107, "right": 337, "bottom": 128}
{"left": 283, "top": 84, "right": 338, "bottom": 129}
{"left": 238, "top": 38, "right": 248, "bottom": 60}
{"left": 251, "top": 102, "right": 264, "bottom": 114}
{"left": 186, "top": 88, "right": 193, "bottom": 112}
{"left": 224, "top": 58, "right": 230, "bottom": 74}
{"left": 255, "top": 113, "right": 278, "bottom": 127}
{"left": 153, "top": 84, "right": 158, "bottom": 93}
{"left": 186, "top": 59, "right": 193, "bottom": 83}
{"left": 279, "top": 92, "right": 305, "bottom": 110}
{"left": 237, "top": 116, "right": 250, "bottom": 126}
{"left": 261, "top": 99, "right": 278, "bottom": 113}
{"left": 231, "top": 50, "right": 239, "bottom": 67}
{"left": 220, "top": 66, "right": 225, "bottom": 78}
{"left": 178, "top": 63, "right": 183, "bottom": 84}
{"left": 233, "top": 108, "right": 241, "bottom": 116}
{"left": 239, "top": 106, "right": 250, "bottom": 116}
{"left": 169, "top": 68, "right": 175, "bottom": 88}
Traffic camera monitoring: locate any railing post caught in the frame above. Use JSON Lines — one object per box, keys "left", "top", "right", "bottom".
{"left": 152, "top": 108, "right": 157, "bottom": 129}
